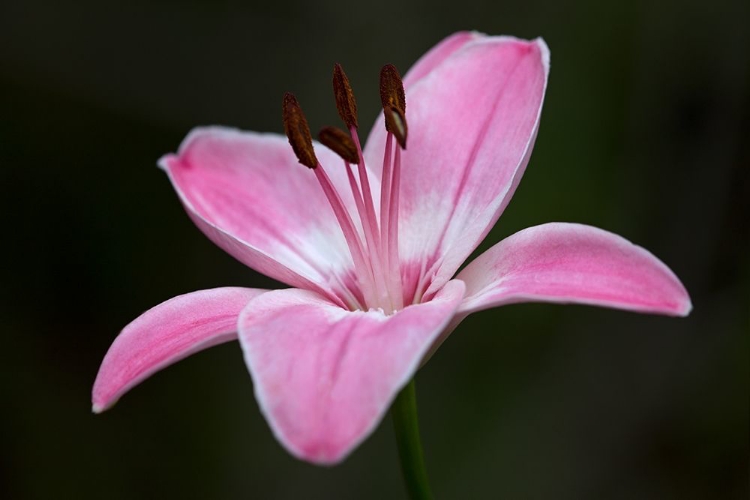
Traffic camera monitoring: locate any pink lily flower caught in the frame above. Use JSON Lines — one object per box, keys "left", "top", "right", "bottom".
{"left": 92, "top": 31, "right": 691, "bottom": 465}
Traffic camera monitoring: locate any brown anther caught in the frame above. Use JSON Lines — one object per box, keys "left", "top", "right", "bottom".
{"left": 333, "top": 63, "right": 358, "bottom": 129}
{"left": 282, "top": 92, "right": 318, "bottom": 169}
{"left": 384, "top": 105, "right": 407, "bottom": 149}
{"left": 318, "top": 126, "right": 359, "bottom": 164}
{"left": 379, "top": 64, "right": 406, "bottom": 113}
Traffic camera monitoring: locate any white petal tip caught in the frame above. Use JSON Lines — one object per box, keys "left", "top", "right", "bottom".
{"left": 92, "top": 400, "right": 112, "bottom": 414}
{"left": 156, "top": 154, "right": 175, "bottom": 172}
{"left": 534, "top": 37, "right": 551, "bottom": 70}
{"left": 677, "top": 298, "right": 693, "bottom": 317}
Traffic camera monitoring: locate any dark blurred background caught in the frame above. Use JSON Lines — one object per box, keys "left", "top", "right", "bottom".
{"left": 1, "top": 0, "right": 748, "bottom": 498}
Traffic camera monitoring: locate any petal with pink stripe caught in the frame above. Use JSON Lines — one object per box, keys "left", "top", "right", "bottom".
{"left": 457, "top": 223, "right": 692, "bottom": 316}
{"left": 92, "top": 287, "right": 265, "bottom": 412}
{"left": 160, "top": 127, "right": 360, "bottom": 302}
{"left": 238, "top": 280, "right": 465, "bottom": 464}
{"left": 364, "top": 35, "right": 550, "bottom": 298}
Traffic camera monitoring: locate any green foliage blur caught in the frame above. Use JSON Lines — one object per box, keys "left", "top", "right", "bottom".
{"left": 1, "top": 0, "right": 747, "bottom": 498}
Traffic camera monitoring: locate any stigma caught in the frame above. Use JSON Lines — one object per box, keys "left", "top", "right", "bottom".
{"left": 282, "top": 64, "right": 408, "bottom": 314}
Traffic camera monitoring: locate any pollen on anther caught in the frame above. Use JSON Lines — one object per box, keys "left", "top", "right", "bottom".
{"left": 333, "top": 64, "right": 359, "bottom": 129}
{"left": 282, "top": 92, "right": 318, "bottom": 169}
{"left": 379, "top": 64, "right": 406, "bottom": 113}
{"left": 318, "top": 126, "right": 359, "bottom": 164}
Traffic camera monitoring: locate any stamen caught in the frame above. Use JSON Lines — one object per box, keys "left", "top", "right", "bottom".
{"left": 379, "top": 64, "right": 408, "bottom": 148}
{"left": 314, "top": 163, "right": 379, "bottom": 308}
{"left": 332, "top": 64, "right": 358, "bottom": 129}
{"left": 379, "top": 64, "right": 406, "bottom": 113}
{"left": 318, "top": 126, "right": 359, "bottom": 164}
{"left": 379, "top": 133, "right": 393, "bottom": 253}
{"left": 331, "top": 65, "right": 383, "bottom": 291}
{"left": 280, "top": 64, "right": 411, "bottom": 312}
{"left": 378, "top": 137, "right": 403, "bottom": 309}
{"left": 331, "top": 65, "right": 388, "bottom": 308}
{"left": 386, "top": 140, "right": 404, "bottom": 308}
{"left": 282, "top": 92, "right": 379, "bottom": 307}
{"left": 282, "top": 93, "right": 318, "bottom": 169}
{"left": 317, "top": 128, "right": 372, "bottom": 286}
{"left": 384, "top": 105, "right": 408, "bottom": 149}
{"left": 348, "top": 131, "right": 384, "bottom": 247}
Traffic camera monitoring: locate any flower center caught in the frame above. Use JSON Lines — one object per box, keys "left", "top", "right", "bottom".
{"left": 282, "top": 64, "right": 408, "bottom": 314}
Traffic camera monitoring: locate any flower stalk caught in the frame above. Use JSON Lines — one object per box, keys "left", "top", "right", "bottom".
{"left": 392, "top": 378, "right": 433, "bottom": 500}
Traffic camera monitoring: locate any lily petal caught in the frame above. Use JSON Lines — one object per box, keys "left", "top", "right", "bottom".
{"left": 457, "top": 223, "right": 692, "bottom": 316}
{"left": 402, "top": 31, "right": 483, "bottom": 87}
{"left": 159, "top": 127, "right": 360, "bottom": 302}
{"left": 365, "top": 35, "right": 549, "bottom": 298}
{"left": 92, "top": 287, "right": 265, "bottom": 412}
{"left": 238, "top": 280, "right": 465, "bottom": 464}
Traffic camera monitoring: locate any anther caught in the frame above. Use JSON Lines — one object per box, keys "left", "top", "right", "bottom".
{"left": 318, "top": 126, "right": 359, "bottom": 164}
{"left": 332, "top": 64, "right": 359, "bottom": 129}
{"left": 282, "top": 92, "right": 318, "bottom": 169}
{"left": 384, "top": 105, "right": 408, "bottom": 148}
{"left": 379, "top": 64, "right": 406, "bottom": 113}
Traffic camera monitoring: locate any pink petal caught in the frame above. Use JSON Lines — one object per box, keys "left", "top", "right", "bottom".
{"left": 92, "top": 287, "right": 265, "bottom": 412}
{"left": 364, "top": 35, "right": 549, "bottom": 298}
{"left": 402, "top": 31, "right": 482, "bottom": 87}
{"left": 159, "top": 127, "right": 360, "bottom": 303}
{"left": 456, "top": 223, "right": 692, "bottom": 316}
{"left": 238, "top": 280, "right": 465, "bottom": 464}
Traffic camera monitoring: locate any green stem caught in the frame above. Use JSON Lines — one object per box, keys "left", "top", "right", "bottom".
{"left": 391, "top": 378, "right": 434, "bottom": 500}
